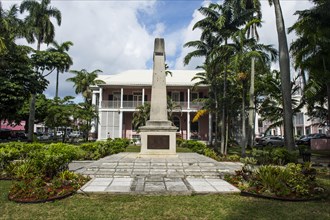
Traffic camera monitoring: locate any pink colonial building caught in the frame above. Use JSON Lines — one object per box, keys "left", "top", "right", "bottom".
{"left": 90, "top": 70, "right": 211, "bottom": 142}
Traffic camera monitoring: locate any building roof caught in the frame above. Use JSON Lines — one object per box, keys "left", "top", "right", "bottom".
{"left": 96, "top": 69, "right": 205, "bottom": 87}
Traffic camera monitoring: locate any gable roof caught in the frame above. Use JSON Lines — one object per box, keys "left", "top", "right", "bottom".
{"left": 96, "top": 69, "right": 205, "bottom": 87}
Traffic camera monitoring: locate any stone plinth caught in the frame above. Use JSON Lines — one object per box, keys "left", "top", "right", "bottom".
{"left": 139, "top": 38, "right": 177, "bottom": 156}
{"left": 140, "top": 125, "right": 177, "bottom": 156}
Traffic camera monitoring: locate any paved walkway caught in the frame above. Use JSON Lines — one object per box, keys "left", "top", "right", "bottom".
{"left": 70, "top": 153, "right": 242, "bottom": 195}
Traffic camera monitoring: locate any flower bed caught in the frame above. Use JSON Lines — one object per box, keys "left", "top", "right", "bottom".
{"left": 0, "top": 139, "right": 129, "bottom": 202}
{"left": 225, "top": 162, "right": 327, "bottom": 200}
{"left": 8, "top": 171, "right": 90, "bottom": 203}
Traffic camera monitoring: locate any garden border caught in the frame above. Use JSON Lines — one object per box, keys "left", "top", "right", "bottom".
{"left": 8, "top": 191, "right": 75, "bottom": 204}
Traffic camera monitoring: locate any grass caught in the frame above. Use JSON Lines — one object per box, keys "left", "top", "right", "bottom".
{"left": 125, "top": 145, "right": 193, "bottom": 153}
{"left": 1, "top": 176, "right": 330, "bottom": 220}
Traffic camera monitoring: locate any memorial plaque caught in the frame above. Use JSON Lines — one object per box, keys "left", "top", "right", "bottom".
{"left": 147, "top": 135, "right": 169, "bottom": 149}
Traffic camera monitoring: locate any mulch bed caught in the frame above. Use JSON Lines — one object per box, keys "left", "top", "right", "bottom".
{"left": 8, "top": 185, "right": 77, "bottom": 204}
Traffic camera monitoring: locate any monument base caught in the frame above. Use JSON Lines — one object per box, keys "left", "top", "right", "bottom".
{"left": 139, "top": 123, "right": 177, "bottom": 156}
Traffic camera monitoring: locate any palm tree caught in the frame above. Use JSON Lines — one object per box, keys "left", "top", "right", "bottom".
{"left": 20, "top": 0, "right": 61, "bottom": 51}
{"left": 66, "top": 69, "right": 105, "bottom": 104}
{"left": 258, "top": 70, "right": 303, "bottom": 133}
{"left": 185, "top": 3, "right": 243, "bottom": 154}
{"left": 289, "top": 0, "right": 330, "bottom": 128}
{"left": 132, "top": 103, "right": 151, "bottom": 132}
{"left": 229, "top": 24, "right": 276, "bottom": 156}
{"left": 224, "top": 0, "right": 263, "bottom": 148}
{"left": 0, "top": 4, "right": 25, "bottom": 53}
{"left": 20, "top": 0, "right": 61, "bottom": 141}
{"left": 267, "top": 0, "right": 295, "bottom": 150}
{"left": 47, "top": 41, "right": 73, "bottom": 99}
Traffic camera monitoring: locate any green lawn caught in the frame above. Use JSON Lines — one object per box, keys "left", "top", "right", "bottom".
{"left": 126, "top": 145, "right": 193, "bottom": 153}
{"left": 1, "top": 177, "right": 329, "bottom": 220}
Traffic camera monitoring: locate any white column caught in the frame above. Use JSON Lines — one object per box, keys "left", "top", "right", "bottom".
{"left": 92, "top": 93, "right": 97, "bottom": 105}
{"left": 209, "top": 113, "right": 212, "bottom": 143}
{"left": 119, "top": 111, "right": 123, "bottom": 138}
{"left": 97, "top": 111, "right": 102, "bottom": 140}
{"left": 120, "top": 88, "right": 123, "bottom": 108}
{"left": 99, "top": 88, "right": 103, "bottom": 108}
{"left": 97, "top": 89, "right": 102, "bottom": 140}
{"left": 302, "top": 114, "right": 306, "bottom": 135}
{"left": 91, "top": 93, "right": 97, "bottom": 133}
{"left": 187, "top": 112, "right": 191, "bottom": 140}
{"left": 187, "top": 88, "right": 190, "bottom": 109}
{"left": 142, "top": 88, "right": 145, "bottom": 104}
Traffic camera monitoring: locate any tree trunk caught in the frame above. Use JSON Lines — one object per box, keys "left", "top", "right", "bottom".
{"left": 248, "top": 56, "right": 255, "bottom": 147}
{"left": 27, "top": 94, "right": 36, "bottom": 141}
{"left": 221, "top": 71, "right": 227, "bottom": 155}
{"left": 55, "top": 69, "right": 59, "bottom": 99}
{"left": 324, "top": 58, "right": 330, "bottom": 127}
{"left": 215, "top": 97, "right": 219, "bottom": 151}
{"left": 273, "top": 0, "right": 295, "bottom": 150}
{"left": 242, "top": 82, "right": 247, "bottom": 157}
{"left": 300, "top": 69, "right": 307, "bottom": 90}
{"left": 27, "top": 42, "right": 41, "bottom": 141}
{"left": 221, "top": 39, "right": 228, "bottom": 155}
{"left": 327, "top": 82, "right": 330, "bottom": 127}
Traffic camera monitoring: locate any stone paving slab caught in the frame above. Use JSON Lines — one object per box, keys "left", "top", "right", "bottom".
{"left": 75, "top": 153, "right": 242, "bottom": 195}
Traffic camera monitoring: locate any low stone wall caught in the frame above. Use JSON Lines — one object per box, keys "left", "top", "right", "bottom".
{"left": 311, "top": 139, "right": 330, "bottom": 150}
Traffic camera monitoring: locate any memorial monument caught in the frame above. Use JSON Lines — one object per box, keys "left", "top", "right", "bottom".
{"left": 139, "top": 38, "right": 177, "bottom": 156}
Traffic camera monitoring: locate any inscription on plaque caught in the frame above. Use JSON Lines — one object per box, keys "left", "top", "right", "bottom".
{"left": 147, "top": 135, "right": 169, "bottom": 149}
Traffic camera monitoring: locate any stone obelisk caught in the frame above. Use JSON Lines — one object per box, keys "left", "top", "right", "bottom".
{"left": 139, "top": 38, "right": 177, "bottom": 156}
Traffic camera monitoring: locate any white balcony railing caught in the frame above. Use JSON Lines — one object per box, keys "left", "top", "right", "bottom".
{"left": 100, "top": 101, "right": 203, "bottom": 110}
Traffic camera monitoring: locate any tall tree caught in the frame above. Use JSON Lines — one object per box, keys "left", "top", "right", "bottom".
{"left": 289, "top": 0, "right": 330, "bottom": 128}
{"left": 66, "top": 69, "right": 104, "bottom": 140}
{"left": 185, "top": 3, "right": 244, "bottom": 154}
{"left": 0, "top": 4, "right": 46, "bottom": 126}
{"left": 268, "top": 0, "right": 295, "bottom": 150}
{"left": 20, "top": 0, "right": 61, "bottom": 141}
{"left": 47, "top": 41, "right": 73, "bottom": 99}
{"left": 224, "top": 0, "right": 262, "bottom": 147}
{"left": 184, "top": 34, "right": 221, "bottom": 149}
{"left": 229, "top": 24, "right": 276, "bottom": 156}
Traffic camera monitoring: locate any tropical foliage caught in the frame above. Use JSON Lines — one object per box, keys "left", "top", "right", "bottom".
{"left": 184, "top": 1, "right": 278, "bottom": 155}
{"left": 289, "top": 0, "right": 330, "bottom": 126}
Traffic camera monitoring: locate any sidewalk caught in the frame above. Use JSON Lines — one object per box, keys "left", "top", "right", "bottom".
{"left": 70, "top": 153, "right": 242, "bottom": 195}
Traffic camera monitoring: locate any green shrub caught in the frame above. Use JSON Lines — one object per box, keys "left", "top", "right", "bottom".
{"left": 252, "top": 147, "right": 297, "bottom": 165}
{"left": 204, "top": 148, "right": 219, "bottom": 160}
{"left": 271, "top": 148, "right": 298, "bottom": 165}
{"left": 257, "top": 165, "right": 291, "bottom": 196}
{"left": 78, "top": 139, "right": 129, "bottom": 160}
{"left": 181, "top": 140, "right": 206, "bottom": 154}
{"left": 227, "top": 154, "right": 241, "bottom": 161}
{"left": 251, "top": 148, "right": 272, "bottom": 165}
{"left": 237, "top": 163, "right": 321, "bottom": 198}
{"left": 240, "top": 157, "right": 257, "bottom": 165}
{"left": 0, "top": 146, "right": 20, "bottom": 171}
{"left": 176, "top": 138, "right": 184, "bottom": 148}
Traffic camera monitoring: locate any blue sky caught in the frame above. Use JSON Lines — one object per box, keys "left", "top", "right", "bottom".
{"left": 3, "top": 0, "right": 313, "bottom": 102}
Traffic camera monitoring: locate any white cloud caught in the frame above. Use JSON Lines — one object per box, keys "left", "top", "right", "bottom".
{"left": 173, "top": 4, "right": 205, "bottom": 70}
{"left": 3, "top": 0, "right": 158, "bottom": 100}
{"left": 2, "top": 0, "right": 314, "bottom": 100}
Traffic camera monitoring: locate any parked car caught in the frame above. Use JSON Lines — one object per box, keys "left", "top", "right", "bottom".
{"left": 259, "top": 136, "right": 284, "bottom": 147}
{"left": 56, "top": 131, "right": 64, "bottom": 137}
{"left": 296, "top": 133, "right": 327, "bottom": 146}
{"left": 14, "top": 132, "right": 27, "bottom": 140}
{"left": 35, "top": 132, "right": 50, "bottom": 141}
{"left": 0, "top": 129, "right": 14, "bottom": 140}
{"left": 69, "top": 131, "right": 81, "bottom": 138}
